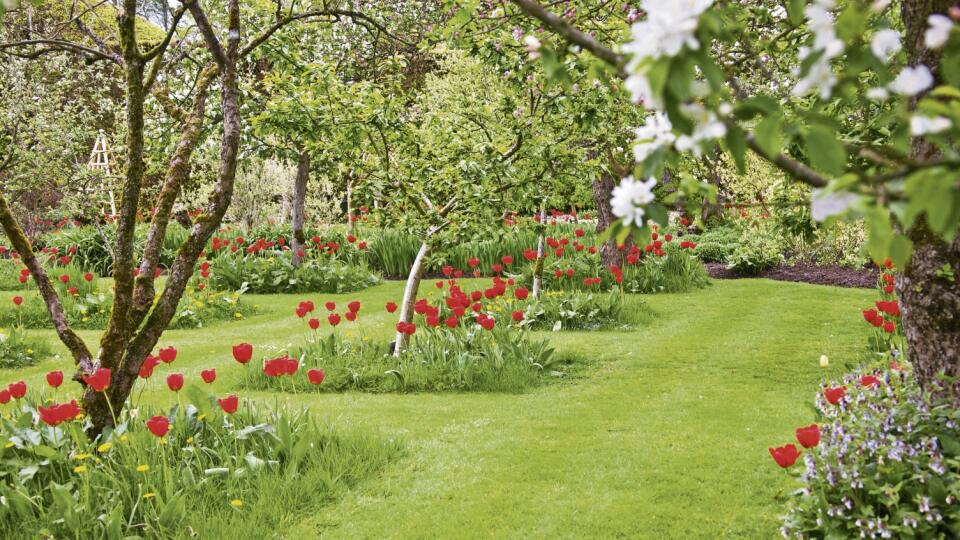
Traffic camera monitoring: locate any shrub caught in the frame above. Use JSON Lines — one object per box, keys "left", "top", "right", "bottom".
{"left": 779, "top": 366, "right": 960, "bottom": 539}
{"left": 619, "top": 243, "right": 711, "bottom": 293}
{"left": 0, "top": 326, "right": 51, "bottom": 369}
{"left": 43, "top": 223, "right": 190, "bottom": 275}
{"left": 725, "top": 228, "right": 783, "bottom": 274}
{"left": 685, "top": 225, "right": 739, "bottom": 263}
{"left": 784, "top": 220, "right": 869, "bottom": 269}
{"left": 205, "top": 255, "right": 380, "bottom": 294}
{"left": 522, "top": 291, "right": 647, "bottom": 331}
{"left": 0, "top": 390, "right": 400, "bottom": 538}
{"left": 242, "top": 327, "right": 573, "bottom": 393}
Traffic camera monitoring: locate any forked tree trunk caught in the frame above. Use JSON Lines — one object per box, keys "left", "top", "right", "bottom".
{"left": 532, "top": 205, "right": 546, "bottom": 298}
{"left": 394, "top": 240, "right": 430, "bottom": 356}
{"left": 290, "top": 149, "right": 309, "bottom": 266}
{"left": 592, "top": 171, "right": 621, "bottom": 269}
{"left": 897, "top": 0, "right": 960, "bottom": 402}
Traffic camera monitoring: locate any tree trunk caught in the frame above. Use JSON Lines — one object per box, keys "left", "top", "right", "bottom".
{"left": 897, "top": 0, "right": 960, "bottom": 401}
{"left": 394, "top": 240, "right": 430, "bottom": 356}
{"left": 532, "top": 205, "right": 546, "bottom": 298}
{"left": 290, "top": 149, "right": 309, "bottom": 267}
{"left": 592, "top": 172, "right": 621, "bottom": 269}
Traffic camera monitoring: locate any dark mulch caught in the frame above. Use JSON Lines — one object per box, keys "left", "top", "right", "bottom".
{"left": 705, "top": 262, "right": 879, "bottom": 289}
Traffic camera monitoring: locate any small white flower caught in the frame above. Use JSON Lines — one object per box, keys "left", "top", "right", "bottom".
{"left": 624, "top": 73, "right": 660, "bottom": 107}
{"left": 811, "top": 189, "right": 858, "bottom": 221}
{"left": 523, "top": 35, "right": 541, "bottom": 58}
{"left": 632, "top": 112, "right": 675, "bottom": 162}
{"left": 611, "top": 176, "right": 658, "bottom": 226}
{"left": 870, "top": 29, "right": 901, "bottom": 62}
{"left": 866, "top": 87, "right": 889, "bottom": 100}
{"left": 910, "top": 115, "right": 952, "bottom": 135}
{"left": 924, "top": 14, "right": 953, "bottom": 49}
{"left": 889, "top": 65, "right": 934, "bottom": 96}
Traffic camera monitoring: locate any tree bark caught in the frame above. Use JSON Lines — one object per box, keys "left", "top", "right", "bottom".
{"left": 290, "top": 148, "right": 309, "bottom": 267}
{"left": 393, "top": 240, "right": 429, "bottom": 356}
{"left": 592, "top": 172, "right": 621, "bottom": 269}
{"left": 897, "top": 0, "right": 960, "bottom": 401}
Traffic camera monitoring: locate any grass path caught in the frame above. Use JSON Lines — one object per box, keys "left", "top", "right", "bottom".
{"left": 0, "top": 279, "right": 874, "bottom": 538}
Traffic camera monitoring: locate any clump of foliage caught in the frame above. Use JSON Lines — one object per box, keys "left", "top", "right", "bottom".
{"left": 0, "top": 391, "right": 399, "bottom": 538}
{"left": 241, "top": 327, "right": 573, "bottom": 394}
{"left": 520, "top": 291, "right": 646, "bottom": 331}
{"left": 0, "top": 325, "right": 50, "bottom": 368}
{"left": 205, "top": 255, "right": 379, "bottom": 295}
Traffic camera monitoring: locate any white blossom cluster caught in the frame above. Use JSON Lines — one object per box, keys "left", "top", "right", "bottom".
{"left": 610, "top": 176, "right": 657, "bottom": 226}
{"left": 792, "top": 0, "right": 843, "bottom": 99}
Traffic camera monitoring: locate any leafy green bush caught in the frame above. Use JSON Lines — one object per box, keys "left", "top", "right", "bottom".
{"left": 0, "top": 326, "right": 51, "bottom": 368}
{"left": 725, "top": 231, "right": 783, "bottom": 274}
{"left": 684, "top": 225, "right": 739, "bottom": 263}
{"left": 241, "top": 327, "right": 573, "bottom": 393}
{"left": 0, "top": 395, "right": 399, "bottom": 538}
{"left": 784, "top": 220, "right": 869, "bottom": 269}
{"left": 620, "top": 244, "right": 711, "bottom": 293}
{"left": 205, "top": 254, "right": 380, "bottom": 294}
{"left": 780, "top": 366, "right": 960, "bottom": 538}
{"left": 43, "top": 223, "right": 190, "bottom": 276}
{"left": 521, "top": 291, "right": 645, "bottom": 330}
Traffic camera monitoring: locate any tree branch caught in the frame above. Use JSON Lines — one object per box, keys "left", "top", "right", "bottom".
{"left": 508, "top": 0, "right": 625, "bottom": 72}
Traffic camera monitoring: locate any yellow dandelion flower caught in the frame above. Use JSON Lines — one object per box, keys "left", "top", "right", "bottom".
{"left": 197, "top": 414, "right": 207, "bottom": 422}
{"left": 4, "top": 442, "right": 15, "bottom": 449}
{"left": 234, "top": 312, "right": 242, "bottom": 319}
{"left": 186, "top": 436, "right": 194, "bottom": 444}
{"left": 26, "top": 349, "right": 33, "bottom": 354}
{"left": 73, "top": 465, "right": 87, "bottom": 473}
{"left": 74, "top": 453, "right": 92, "bottom": 461}
{"left": 230, "top": 499, "right": 243, "bottom": 507}
{"left": 136, "top": 464, "right": 150, "bottom": 473}
{"left": 97, "top": 442, "right": 113, "bottom": 453}
{"left": 120, "top": 435, "right": 129, "bottom": 442}
{"left": 143, "top": 492, "right": 157, "bottom": 499}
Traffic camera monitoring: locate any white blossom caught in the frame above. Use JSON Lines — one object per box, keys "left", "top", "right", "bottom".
{"left": 925, "top": 14, "right": 953, "bottom": 49}
{"left": 632, "top": 112, "right": 676, "bottom": 162}
{"left": 866, "top": 87, "right": 890, "bottom": 100}
{"left": 889, "top": 65, "right": 934, "bottom": 96}
{"left": 793, "top": 48, "right": 837, "bottom": 100}
{"left": 624, "top": 73, "right": 660, "bottom": 107}
{"left": 910, "top": 115, "right": 952, "bottom": 135}
{"left": 524, "top": 35, "right": 541, "bottom": 58}
{"left": 793, "top": 4, "right": 843, "bottom": 99}
{"left": 674, "top": 104, "right": 726, "bottom": 156}
{"left": 811, "top": 189, "right": 859, "bottom": 222}
{"left": 611, "top": 176, "right": 658, "bottom": 226}
{"left": 870, "top": 29, "right": 901, "bottom": 62}
{"left": 623, "top": 0, "right": 713, "bottom": 64}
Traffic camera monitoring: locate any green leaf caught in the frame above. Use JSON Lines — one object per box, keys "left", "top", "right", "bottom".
{"left": 724, "top": 126, "right": 747, "bottom": 173}
{"left": 867, "top": 207, "right": 893, "bottom": 264}
{"left": 805, "top": 125, "right": 846, "bottom": 176}
{"left": 787, "top": 0, "right": 806, "bottom": 26}
{"left": 754, "top": 116, "right": 783, "bottom": 157}
{"left": 889, "top": 235, "right": 913, "bottom": 269}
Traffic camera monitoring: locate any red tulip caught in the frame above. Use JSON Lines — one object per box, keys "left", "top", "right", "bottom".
{"left": 491, "top": 263, "right": 503, "bottom": 273}
{"left": 442, "top": 265, "right": 454, "bottom": 276}
{"left": 217, "top": 395, "right": 239, "bottom": 414}
{"left": 328, "top": 313, "right": 341, "bottom": 326}
{"left": 158, "top": 346, "right": 177, "bottom": 364}
{"left": 68, "top": 287, "right": 78, "bottom": 295}
{"left": 883, "top": 321, "right": 895, "bottom": 333}
{"left": 139, "top": 355, "right": 160, "bottom": 379}
{"left": 59, "top": 274, "right": 69, "bottom": 283}
{"left": 17, "top": 275, "right": 27, "bottom": 284}
{"left": 445, "top": 316, "right": 458, "bottom": 328}
{"left": 795, "top": 424, "right": 820, "bottom": 448}
{"left": 308, "top": 318, "right": 320, "bottom": 330}
{"left": 824, "top": 386, "right": 846, "bottom": 405}
{"left": 83, "top": 368, "right": 111, "bottom": 392}
{"left": 467, "top": 258, "right": 480, "bottom": 268}
{"left": 385, "top": 301, "right": 398, "bottom": 313}
{"left": 347, "top": 300, "right": 361, "bottom": 313}
{"left": 146, "top": 415, "right": 171, "bottom": 437}
{"left": 574, "top": 229, "right": 585, "bottom": 237}
{"left": 324, "top": 301, "right": 336, "bottom": 311}
{"left": 232, "top": 343, "right": 253, "bottom": 364}
{"left": 345, "top": 311, "right": 357, "bottom": 322}
{"left": 860, "top": 375, "right": 880, "bottom": 388}
{"left": 0, "top": 389, "right": 10, "bottom": 404}
{"left": 7, "top": 380, "right": 26, "bottom": 399}
{"left": 38, "top": 400, "right": 81, "bottom": 426}
{"left": 501, "top": 255, "right": 513, "bottom": 265}
{"left": 201, "top": 369, "right": 217, "bottom": 384}
{"left": 511, "top": 310, "right": 523, "bottom": 322}
{"left": 12, "top": 296, "right": 22, "bottom": 306}
{"left": 166, "top": 373, "right": 184, "bottom": 392}
{"left": 769, "top": 444, "right": 801, "bottom": 468}
{"left": 307, "top": 368, "right": 325, "bottom": 385}
{"left": 46, "top": 370, "right": 64, "bottom": 388}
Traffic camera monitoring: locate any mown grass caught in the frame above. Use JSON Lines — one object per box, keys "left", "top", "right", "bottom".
{"left": 0, "top": 279, "right": 875, "bottom": 538}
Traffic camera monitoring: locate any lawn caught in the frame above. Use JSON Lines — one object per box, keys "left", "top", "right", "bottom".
{"left": 0, "top": 279, "right": 874, "bottom": 538}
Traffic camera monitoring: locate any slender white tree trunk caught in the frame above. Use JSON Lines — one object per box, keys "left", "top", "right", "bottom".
{"left": 290, "top": 149, "right": 309, "bottom": 267}
{"left": 393, "top": 240, "right": 430, "bottom": 356}
{"left": 532, "top": 205, "right": 546, "bottom": 298}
